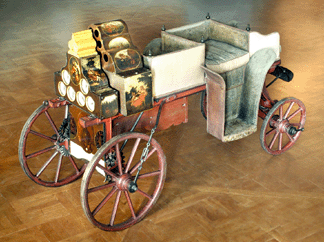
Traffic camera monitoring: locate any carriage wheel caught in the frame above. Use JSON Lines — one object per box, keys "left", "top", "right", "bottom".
{"left": 81, "top": 132, "right": 166, "bottom": 231}
{"left": 18, "top": 101, "right": 86, "bottom": 187}
{"left": 200, "top": 90, "right": 207, "bottom": 119}
{"left": 260, "top": 97, "right": 306, "bottom": 155}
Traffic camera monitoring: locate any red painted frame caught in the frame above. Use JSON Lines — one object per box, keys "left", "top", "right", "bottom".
{"left": 258, "top": 60, "right": 281, "bottom": 119}
{"left": 77, "top": 84, "right": 206, "bottom": 144}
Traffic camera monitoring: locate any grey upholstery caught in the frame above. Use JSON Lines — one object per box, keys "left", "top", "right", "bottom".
{"left": 205, "top": 40, "right": 249, "bottom": 73}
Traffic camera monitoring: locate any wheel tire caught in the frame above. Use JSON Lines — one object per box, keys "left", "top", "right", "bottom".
{"left": 81, "top": 132, "right": 166, "bottom": 231}
{"left": 260, "top": 97, "right": 306, "bottom": 155}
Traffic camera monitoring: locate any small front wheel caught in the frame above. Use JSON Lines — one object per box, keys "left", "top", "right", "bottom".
{"left": 260, "top": 97, "right": 306, "bottom": 155}
{"left": 81, "top": 132, "right": 166, "bottom": 231}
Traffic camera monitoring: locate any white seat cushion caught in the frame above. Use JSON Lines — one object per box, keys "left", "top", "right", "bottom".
{"left": 205, "top": 40, "right": 249, "bottom": 73}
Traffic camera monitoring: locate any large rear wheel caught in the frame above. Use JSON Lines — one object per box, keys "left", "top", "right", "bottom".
{"left": 81, "top": 132, "right": 166, "bottom": 231}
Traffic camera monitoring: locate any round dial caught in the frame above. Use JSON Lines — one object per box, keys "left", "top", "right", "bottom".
{"left": 80, "top": 78, "right": 90, "bottom": 94}
{"left": 76, "top": 91, "right": 86, "bottom": 106}
{"left": 58, "top": 81, "right": 66, "bottom": 96}
{"left": 67, "top": 86, "right": 76, "bottom": 102}
{"left": 86, "top": 96, "right": 95, "bottom": 112}
{"left": 61, "top": 69, "right": 71, "bottom": 85}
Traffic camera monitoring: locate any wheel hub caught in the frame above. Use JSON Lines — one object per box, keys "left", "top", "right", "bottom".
{"left": 270, "top": 116, "right": 304, "bottom": 136}
{"left": 116, "top": 173, "right": 133, "bottom": 191}
{"left": 55, "top": 140, "right": 69, "bottom": 156}
{"left": 278, "top": 119, "right": 290, "bottom": 133}
{"left": 269, "top": 115, "right": 279, "bottom": 128}
{"left": 288, "top": 126, "right": 305, "bottom": 136}
{"left": 269, "top": 116, "right": 291, "bottom": 134}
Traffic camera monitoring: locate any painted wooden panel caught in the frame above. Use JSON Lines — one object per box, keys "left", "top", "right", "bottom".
{"left": 107, "top": 68, "right": 153, "bottom": 116}
{"left": 112, "top": 97, "right": 188, "bottom": 136}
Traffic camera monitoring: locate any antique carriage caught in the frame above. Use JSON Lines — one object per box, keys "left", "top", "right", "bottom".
{"left": 18, "top": 16, "right": 306, "bottom": 231}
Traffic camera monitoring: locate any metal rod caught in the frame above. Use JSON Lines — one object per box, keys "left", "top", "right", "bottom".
{"left": 64, "top": 104, "right": 69, "bottom": 119}
{"left": 154, "top": 99, "right": 167, "bottom": 130}
{"left": 132, "top": 99, "right": 166, "bottom": 187}
{"left": 120, "top": 111, "right": 144, "bottom": 152}
{"left": 130, "top": 112, "right": 144, "bottom": 132}
{"left": 266, "top": 77, "right": 279, "bottom": 88}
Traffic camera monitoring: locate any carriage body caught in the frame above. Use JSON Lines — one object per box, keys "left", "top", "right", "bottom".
{"left": 18, "top": 17, "right": 306, "bottom": 231}
{"left": 51, "top": 18, "right": 287, "bottom": 155}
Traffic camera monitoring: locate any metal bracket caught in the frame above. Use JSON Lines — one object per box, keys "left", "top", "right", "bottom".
{"left": 129, "top": 99, "right": 167, "bottom": 192}
{"left": 267, "top": 65, "right": 294, "bottom": 88}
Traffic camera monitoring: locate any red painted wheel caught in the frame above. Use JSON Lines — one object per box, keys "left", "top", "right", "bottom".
{"left": 18, "top": 101, "right": 86, "bottom": 187}
{"left": 81, "top": 132, "right": 166, "bottom": 231}
{"left": 260, "top": 97, "right": 306, "bottom": 155}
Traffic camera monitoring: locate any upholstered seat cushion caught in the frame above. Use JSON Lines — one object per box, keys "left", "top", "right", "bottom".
{"left": 205, "top": 39, "right": 249, "bottom": 73}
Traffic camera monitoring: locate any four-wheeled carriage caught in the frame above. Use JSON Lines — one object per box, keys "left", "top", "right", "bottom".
{"left": 18, "top": 16, "right": 306, "bottom": 231}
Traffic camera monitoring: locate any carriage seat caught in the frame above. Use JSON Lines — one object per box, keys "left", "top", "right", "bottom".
{"left": 204, "top": 39, "right": 249, "bottom": 73}
{"left": 165, "top": 19, "right": 250, "bottom": 74}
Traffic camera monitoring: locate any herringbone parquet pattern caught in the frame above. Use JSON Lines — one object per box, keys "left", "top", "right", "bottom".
{"left": 1, "top": 0, "right": 324, "bottom": 241}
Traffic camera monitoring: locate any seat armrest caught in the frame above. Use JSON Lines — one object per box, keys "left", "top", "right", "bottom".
{"left": 249, "top": 32, "right": 280, "bottom": 60}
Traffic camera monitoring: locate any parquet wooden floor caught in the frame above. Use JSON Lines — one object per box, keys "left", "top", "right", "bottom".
{"left": 1, "top": 0, "right": 324, "bottom": 241}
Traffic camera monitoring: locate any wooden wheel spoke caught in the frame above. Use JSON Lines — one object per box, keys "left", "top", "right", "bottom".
{"left": 44, "top": 110, "right": 60, "bottom": 137}
{"left": 88, "top": 182, "right": 116, "bottom": 194}
{"left": 92, "top": 187, "right": 117, "bottom": 216}
{"left": 129, "top": 161, "right": 141, "bottom": 175}
{"left": 68, "top": 155, "right": 80, "bottom": 173}
{"left": 110, "top": 191, "right": 122, "bottom": 226}
{"left": 266, "top": 128, "right": 276, "bottom": 137}
{"left": 26, "top": 145, "right": 56, "bottom": 159}
{"left": 29, "top": 130, "right": 56, "bottom": 142}
{"left": 278, "top": 133, "right": 283, "bottom": 151}
{"left": 137, "top": 188, "right": 153, "bottom": 200}
{"left": 124, "top": 191, "right": 136, "bottom": 219}
{"left": 115, "top": 143, "right": 123, "bottom": 175}
{"left": 129, "top": 147, "right": 157, "bottom": 174}
{"left": 269, "top": 131, "right": 279, "bottom": 150}
{"left": 96, "top": 164, "right": 118, "bottom": 180}
{"left": 36, "top": 150, "right": 59, "bottom": 177}
{"left": 55, "top": 153, "right": 63, "bottom": 183}
{"left": 137, "top": 170, "right": 161, "bottom": 179}
{"left": 147, "top": 147, "right": 157, "bottom": 160}
{"left": 125, "top": 138, "right": 141, "bottom": 173}
{"left": 285, "top": 131, "right": 295, "bottom": 142}
{"left": 290, "top": 123, "right": 302, "bottom": 128}
{"left": 287, "top": 107, "right": 302, "bottom": 121}
{"left": 283, "top": 101, "right": 295, "bottom": 119}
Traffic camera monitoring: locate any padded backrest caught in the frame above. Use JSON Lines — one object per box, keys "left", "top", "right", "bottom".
{"left": 165, "top": 21, "right": 208, "bottom": 43}
{"left": 207, "top": 20, "right": 249, "bottom": 51}
{"left": 161, "top": 31, "right": 202, "bottom": 53}
{"left": 166, "top": 20, "right": 249, "bottom": 51}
